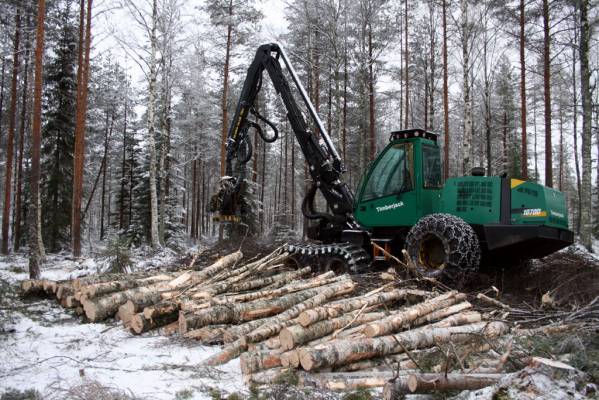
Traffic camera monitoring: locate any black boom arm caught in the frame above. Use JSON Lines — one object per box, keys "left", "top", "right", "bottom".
{"left": 220, "top": 43, "right": 358, "bottom": 241}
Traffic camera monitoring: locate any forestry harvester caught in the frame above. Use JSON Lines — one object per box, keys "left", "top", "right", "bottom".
{"left": 210, "top": 43, "right": 573, "bottom": 281}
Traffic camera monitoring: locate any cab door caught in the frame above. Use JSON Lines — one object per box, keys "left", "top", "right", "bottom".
{"left": 354, "top": 142, "right": 419, "bottom": 227}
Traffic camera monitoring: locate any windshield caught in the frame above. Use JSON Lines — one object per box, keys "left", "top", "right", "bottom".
{"left": 361, "top": 143, "right": 414, "bottom": 202}
{"left": 423, "top": 144, "right": 442, "bottom": 188}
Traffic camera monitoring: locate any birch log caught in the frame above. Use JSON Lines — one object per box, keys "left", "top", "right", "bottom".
{"left": 299, "top": 321, "right": 509, "bottom": 371}
{"left": 383, "top": 373, "right": 502, "bottom": 398}
{"left": 362, "top": 292, "right": 465, "bottom": 337}
{"left": 280, "top": 311, "right": 389, "bottom": 350}
{"left": 179, "top": 279, "right": 354, "bottom": 332}
{"left": 297, "top": 289, "right": 428, "bottom": 327}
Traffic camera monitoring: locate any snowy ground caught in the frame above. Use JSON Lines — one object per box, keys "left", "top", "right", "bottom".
{"left": 0, "top": 252, "right": 245, "bottom": 400}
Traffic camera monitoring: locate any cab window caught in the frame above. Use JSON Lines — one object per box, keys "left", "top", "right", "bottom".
{"left": 361, "top": 143, "right": 414, "bottom": 201}
{"left": 423, "top": 144, "right": 442, "bottom": 188}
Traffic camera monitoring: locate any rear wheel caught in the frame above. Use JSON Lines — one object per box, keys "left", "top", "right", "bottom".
{"left": 405, "top": 213, "right": 480, "bottom": 283}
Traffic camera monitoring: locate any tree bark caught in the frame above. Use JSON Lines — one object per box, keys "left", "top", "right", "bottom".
{"left": 383, "top": 373, "right": 502, "bottom": 398}
{"left": 298, "top": 289, "right": 427, "bottom": 327}
{"left": 442, "top": 0, "right": 449, "bottom": 180}
{"left": 368, "top": 22, "right": 376, "bottom": 160}
{"left": 363, "top": 292, "right": 464, "bottom": 337}
{"left": 179, "top": 279, "right": 354, "bottom": 332}
{"left": 460, "top": 0, "right": 472, "bottom": 175}
{"left": 542, "top": 0, "right": 552, "bottom": 187}
{"left": 579, "top": 0, "right": 592, "bottom": 251}
{"left": 299, "top": 321, "right": 508, "bottom": 371}
{"left": 219, "top": 0, "right": 233, "bottom": 176}
{"left": 519, "top": 0, "right": 528, "bottom": 179}
{"left": 28, "top": 0, "right": 46, "bottom": 279}
{"left": 72, "top": 0, "right": 93, "bottom": 257}
{"left": 147, "top": 0, "right": 160, "bottom": 249}
{"left": 280, "top": 311, "right": 388, "bottom": 350}
{"left": 403, "top": 0, "right": 409, "bottom": 128}
{"left": 14, "top": 14, "right": 31, "bottom": 252}
{"left": 2, "top": 8, "right": 21, "bottom": 254}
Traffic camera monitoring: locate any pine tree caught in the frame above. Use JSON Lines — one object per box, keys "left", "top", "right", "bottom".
{"left": 40, "top": 0, "right": 78, "bottom": 253}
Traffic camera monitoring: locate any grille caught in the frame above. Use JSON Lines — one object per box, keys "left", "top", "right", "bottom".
{"left": 456, "top": 181, "right": 494, "bottom": 212}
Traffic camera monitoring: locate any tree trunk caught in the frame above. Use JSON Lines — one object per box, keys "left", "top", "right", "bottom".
{"left": 2, "top": 8, "right": 21, "bottom": 254}
{"left": 571, "top": 31, "right": 581, "bottom": 235}
{"left": 100, "top": 113, "right": 113, "bottom": 240}
{"left": 0, "top": 58, "right": 5, "bottom": 147}
{"left": 461, "top": 0, "right": 472, "bottom": 175}
{"left": 29, "top": 0, "right": 46, "bottom": 279}
{"left": 119, "top": 87, "right": 128, "bottom": 231}
{"left": 14, "top": 15, "right": 31, "bottom": 251}
{"left": 147, "top": 0, "right": 160, "bottom": 249}
{"left": 219, "top": 0, "right": 233, "bottom": 177}
{"left": 442, "top": 0, "right": 449, "bottom": 180}
{"left": 542, "top": 0, "right": 552, "bottom": 188}
{"left": 404, "top": 0, "right": 409, "bottom": 128}
{"left": 519, "top": 0, "right": 528, "bottom": 179}
{"left": 72, "top": 0, "right": 93, "bottom": 257}
{"left": 579, "top": 0, "right": 592, "bottom": 251}
{"left": 368, "top": 22, "right": 376, "bottom": 160}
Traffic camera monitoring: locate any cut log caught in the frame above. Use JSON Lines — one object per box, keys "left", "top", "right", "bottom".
{"left": 241, "top": 280, "right": 356, "bottom": 345}
{"left": 192, "top": 267, "right": 311, "bottom": 300}
{"left": 336, "top": 354, "right": 415, "bottom": 372}
{"left": 299, "top": 371, "right": 413, "bottom": 391}
{"left": 299, "top": 321, "right": 509, "bottom": 371}
{"left": 280, "top": 311, "right": 388, "bottom": 350}
{"left": 203, "top": 339, "right": 246, "bottom": 366}
{"left": 130, "top": 307, "right": 179, "bottom": 335}
{"left": 165, "top": 250, "right": 243, "bottom": 290}
{"left": 184, "top": 326, "right": 226, "bottom": 343}
{"left": 21, "top": 279, "right": 46, "bottom": 296}
{"left": 383, "top": 372, "right": 502, "bottom": 398}
{"left": 240, "top": 350, "right": 283, "bottom": 374}
{"left": 362, "top": 291, "right": 465, "bottom": 337}
{"left": 225, "top": 267, "right": 312, "bottom": 294}
{"left": 208, "top": 252, "right": 288, "bottom": 286}
{"left": 143, "top": 301, "right": 179, "bottom": 320}
{"left": 411, "top": 301, "right": 472, "bottom": 327}
{"left": 476, "top": 293, "right": 510, "bottom": 310}
{"left": 179, "top": 279, "right": 354, "bottom": 333}
{"left": 65, "top": 296, "right": 81, "bottom": 308}
{"left": 82, "top": 284, "right": 166, "bottom": 322}
{"left": 297, "top": 289, "right": 428, "bottom": 327}
{"left": 56, "top": 284, "right": 74, "bottom": 300}
{"left": 244, "top": 367, "right": 292, "bottom": 385}
{"left": 158, "top": 321, "right": 180, "bottom": 336}
{"left": 80, "top": 274, "right": 172, "bottom": 299}
{"left": 211, "top": 272, "right": 341, "bottom": 305}
{"left": 42, "top": 279, "right": 57, "bottom": 294}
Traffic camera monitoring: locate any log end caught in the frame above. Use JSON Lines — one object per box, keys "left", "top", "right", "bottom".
{"left": 279, "top": 328, "right": 295, "bottom": 351}
{"left": 178, "top": 311, "right": 188, "bottom": 333}
{"left": 130, "top": 314, "right": 148, "bottom": 335}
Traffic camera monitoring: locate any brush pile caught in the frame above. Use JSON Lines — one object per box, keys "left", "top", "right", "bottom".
{"left": 20, "top": 246, "right": 529, "bottom": 397}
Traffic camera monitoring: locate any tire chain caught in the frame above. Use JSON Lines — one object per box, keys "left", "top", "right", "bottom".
{"left": 284, "top": 242, "right": 371, "bottom": 274}
{"left": 405, "top": 213, "right": 480, "bottom": 283}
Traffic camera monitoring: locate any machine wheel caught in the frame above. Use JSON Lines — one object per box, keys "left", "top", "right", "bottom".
{"left": 405, "top": 213, "right": 480, "bottom": 283}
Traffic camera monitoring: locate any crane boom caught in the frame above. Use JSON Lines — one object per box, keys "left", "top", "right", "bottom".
{"left": 214, "top": 43, "right": 359, "bottom": 242}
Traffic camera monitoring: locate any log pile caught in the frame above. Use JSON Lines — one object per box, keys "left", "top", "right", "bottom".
{"left": 21, "top": 248, "right": 517, "bottom": 397}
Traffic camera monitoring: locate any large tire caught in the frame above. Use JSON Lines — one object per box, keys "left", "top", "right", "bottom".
{"left": 405, "top": 213, "right": 480, "bottom": 283}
